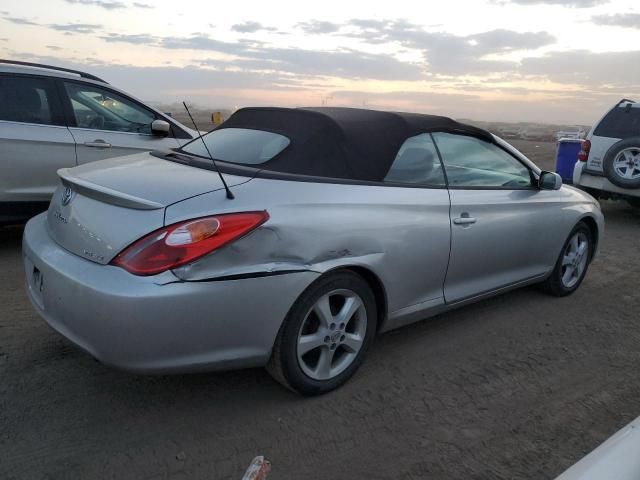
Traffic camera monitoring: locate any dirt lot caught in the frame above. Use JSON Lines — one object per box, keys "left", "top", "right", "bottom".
{"left": 1, "top": 141, "right": 639, "bottom": 479}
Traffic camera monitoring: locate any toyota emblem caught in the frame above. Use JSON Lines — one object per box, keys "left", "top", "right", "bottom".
{"left": 61, "top": 186, "right": 74, "bottom": 206}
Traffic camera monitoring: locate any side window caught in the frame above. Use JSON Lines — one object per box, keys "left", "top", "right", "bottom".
{"left": 593, "top": 106, "right": 640, "bottom": 139}
{"left": 64, "top": 82, "right": 156, "bottom": 134}
{"left": 384, "top": 133, "right": 446, "bottom": 186}
{"left": 432, "top": 132, "right": 532, "bottom": 188}
{"left": 0, "top": 75, "right": 60, "bottom": 125}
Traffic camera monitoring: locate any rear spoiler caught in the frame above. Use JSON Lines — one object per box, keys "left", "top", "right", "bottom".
{"left": 58, "top": 168, "right": 164, "bottom": 210}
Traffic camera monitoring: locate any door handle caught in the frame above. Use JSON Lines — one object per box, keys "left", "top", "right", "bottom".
{"left": 453, "top": 214, "right": 477, "bottom": 225}
{"left": 84, "top": 140, "right": 111, "bottom": 148}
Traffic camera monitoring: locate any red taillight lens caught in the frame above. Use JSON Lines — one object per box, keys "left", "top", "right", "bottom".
{"left": 578, "top": 139, "right": 591, "bottom": 162}
{"left": 111, "top": 211, "right": 269, "bottom": 276}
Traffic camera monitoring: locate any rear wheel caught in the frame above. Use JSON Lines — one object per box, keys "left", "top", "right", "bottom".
{"left": 603, "top": 138, "right": 640, "bottom": 189}
{"left": 267, "top": 271, "right": 377, "bottom": 395}
{"left": 540, "top": 222, "right": 593, "bottom": 297}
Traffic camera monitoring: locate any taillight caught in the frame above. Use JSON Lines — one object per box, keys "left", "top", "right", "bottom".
{"left": 578, "top": 139, "right": 591, "bottom": 162}
{"left": 111, "top": 211, "right": 269, "bottom": 276}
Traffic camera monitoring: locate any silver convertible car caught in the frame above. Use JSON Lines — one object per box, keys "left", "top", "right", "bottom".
{"left": 23, "top": 107, "right": 603, "bottom": 395}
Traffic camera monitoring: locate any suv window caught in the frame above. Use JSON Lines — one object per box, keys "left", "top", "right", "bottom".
{"left": 0, "top": 75, "right": 60, "bottom": 125}
{"left": 593, "top": 105, "right": 640, "bottom": 139}
{"left": 64, "top": 82, "right": 156, "bottom": 134}
{"left": 432, "top": 132, "right": 532, "bottom": 188}
{"left": 384, "top": 133, "right": 446, "bottom": 186}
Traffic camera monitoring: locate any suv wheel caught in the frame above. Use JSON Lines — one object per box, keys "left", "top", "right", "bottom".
{"left": 603, "top": 138, "right": 640, "bottom": 189}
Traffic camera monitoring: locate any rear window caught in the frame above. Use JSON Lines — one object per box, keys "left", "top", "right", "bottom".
{"left": 593, "top": 105, "right": 640, "bottom": 139}
{"left": 181, "top": 128, "right": 290, "bottom": 164}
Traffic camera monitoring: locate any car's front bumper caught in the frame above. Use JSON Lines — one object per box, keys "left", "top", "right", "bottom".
{"left": 23, "top": 213, "right": 319, "bottom": 373}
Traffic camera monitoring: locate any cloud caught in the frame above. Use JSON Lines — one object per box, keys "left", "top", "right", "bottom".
{"left": 3, "top": 15, "right": 101, "bottom": 34}
{"left": 227, "top": 47, "right": 424, "bottom": 81}
{"left": 100, "top": 32, "right": 251, "bottom": 56}
{"left": 499, "top": 0, "right": 607, "bottom": 6}
{"left": 63, "top": 0, "right": 126, "bottom": 9}
{"left": 329, "top": 87, "right": 623, "bottom": 124}
{"left": 161, "top": 35, "right": 251, "bottom": 55}
{"left": 49, "top": 23, "right": 101, "bottom": 34}
{"left": 520, "top": 49, "right": 640, "bottom": 88}
{"left": 468, "top": 29, "right": 556, "bottom": 52}
{"left": 46, "top": 45, "right": 62, "bottom": 50}
{"left": 592, "top": 13, "right": 640, "bottom": 29}
{"left": 8, "top": 50, "right": 633, "bottom": 124}
{"left": 231, "top": 21, "right": 276, "bottom": 33}
{"left": 8, "top": 54, "right": 323, "bottom": 104}
{"left": 297, "top": 20, "right": 341, "bottom": 34}
{"left": 343, "top": 20, "right": 555, "bottom": 75}
{"left": 2, "top": 16, "right": 39, "bottom": 25}
{"left": 98, "top": 32, "right": 425, "bottom": 81}
{"left": 21, "top": 13, "right": 632, "bottom": 98}
{"left": 133, "top": 2, "right": 153, "bottom": 7}
{"left": 101, "top": 33, "right": 158, "bottom": 45}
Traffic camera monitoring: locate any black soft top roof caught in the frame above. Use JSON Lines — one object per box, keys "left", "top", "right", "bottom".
{"left": 217, "top": 106, "right": 494, "bottom": 182}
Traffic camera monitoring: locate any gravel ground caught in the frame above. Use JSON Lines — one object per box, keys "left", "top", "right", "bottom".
{"left": 1, "top": 141, "right": 639, "bottom": 480}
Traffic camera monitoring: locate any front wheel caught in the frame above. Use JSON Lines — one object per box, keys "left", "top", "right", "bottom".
{"left": 540, "top": 222, "right": 593, "bottom": 297}
{"left": 267, "top": 271, "right": 377, "bottom": 395}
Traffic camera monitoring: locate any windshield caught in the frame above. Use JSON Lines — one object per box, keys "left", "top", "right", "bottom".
{"left": 181, "top": 128, "right": 290, "bottom": 165}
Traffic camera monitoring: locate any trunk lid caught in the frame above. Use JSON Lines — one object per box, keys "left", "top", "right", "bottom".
{"left": 46, "top": 151, "right": 251, "bottom": 265}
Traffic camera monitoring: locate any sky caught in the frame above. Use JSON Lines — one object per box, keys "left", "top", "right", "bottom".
{"left": 1, "top": 0, "right": 639, "bottom": 124}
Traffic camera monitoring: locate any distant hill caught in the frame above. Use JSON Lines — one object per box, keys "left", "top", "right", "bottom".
{"left": 149, "top": 102, "right": 590, "bottom": 141}
{"left": 458, "top": 118, "right": 591, "bottom": 141}
{"left": 149, "top": 102, "right": 234, "bottom": 130}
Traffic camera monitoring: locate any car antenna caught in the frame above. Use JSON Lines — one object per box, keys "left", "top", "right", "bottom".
{"left": 182, "top": 101, "right": 234, "bottom": 200}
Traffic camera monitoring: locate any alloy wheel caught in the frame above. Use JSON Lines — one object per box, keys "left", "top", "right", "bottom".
{"left": 613, "top": 147, "right": 640, "bottom": 180}
{"left": 296, "top": 289, "right": 367, "bottom": 381}
{"left": 561, "top": 231, "right": 589, "bottom": 288}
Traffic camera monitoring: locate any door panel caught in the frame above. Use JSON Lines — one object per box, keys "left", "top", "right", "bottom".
{"left": 444, "top": 189, "right": 565, "bottom": 303}
{"left": 431, "top": 131, "right": 565, "bottom": 303}
{"left": 69, "top": 128, "right": 181, "bottom": 164}
{"left": 378, "top": 132, "right": 450, "bottom": 314}
{"left": 62, "top": 80, "right": 181, "bottom": 164}
{"left": 0, "top": 122, "right": 77, "bottom": 201}
{"left": 0, "top": 74, "right": 75, "bottom": 203}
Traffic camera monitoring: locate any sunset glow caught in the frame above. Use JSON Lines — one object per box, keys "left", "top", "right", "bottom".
{"left": 1, "top": 0, "right": 638, "bottom": 123}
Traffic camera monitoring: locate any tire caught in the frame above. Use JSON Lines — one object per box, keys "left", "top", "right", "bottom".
{"left": 603, "top": 137, "right": 640, "bottom": 189}
{"left": 540, "top": 222, "right": 593, "bottom": 297}
{"left": 628, "top": 197, "right": 640, "bottom": 209}
{"left": 267, "top": 270, "right": 377, "bottom": 395}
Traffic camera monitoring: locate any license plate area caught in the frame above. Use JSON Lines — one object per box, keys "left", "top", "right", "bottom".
{"left": 25, "top": 256, "right": 45, "bottom": 310}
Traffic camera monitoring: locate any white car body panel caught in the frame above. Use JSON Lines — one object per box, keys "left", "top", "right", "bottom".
{"left": 0, "top": 120, "right": 76, "bottom": 202}
{"left": 556, "top": 417, "right": 640, "bottom": 480}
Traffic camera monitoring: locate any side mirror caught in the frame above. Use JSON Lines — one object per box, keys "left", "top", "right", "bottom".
{"left": 539, "top": 171, "right": 562, "bottom": 190}
{"left": 151, "top": 119, "right": 170, "bottom": 137}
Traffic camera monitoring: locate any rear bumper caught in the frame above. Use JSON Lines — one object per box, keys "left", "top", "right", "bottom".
{"left": 573, "top": 162, "right": 640, "bottom": 198}
{"left": 23, "top": 213, "right": 319, "bottom": 373}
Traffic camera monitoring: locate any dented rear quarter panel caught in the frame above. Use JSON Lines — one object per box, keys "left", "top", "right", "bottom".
{"left": 167, "top": 177, "right": 452, "bottom": 320}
